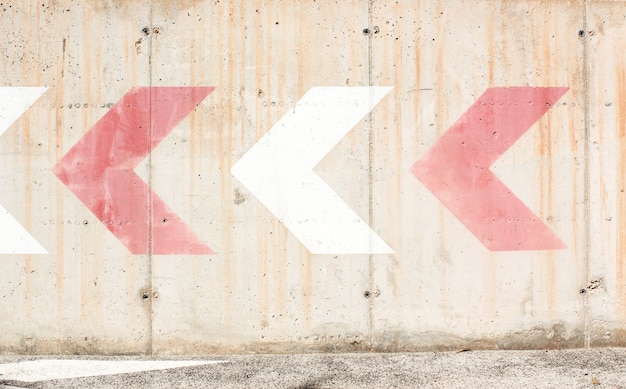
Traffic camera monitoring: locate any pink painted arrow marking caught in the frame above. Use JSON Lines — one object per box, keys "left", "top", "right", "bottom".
{"left": 53, "top": 87, "right": 214, "bottom": 254}
{"left": 411, "top": 87, "right": 568, "bottom": 251}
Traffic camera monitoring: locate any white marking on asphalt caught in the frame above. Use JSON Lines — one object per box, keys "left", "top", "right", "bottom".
{"left": 0, "top": 359, "right": 227, "bottom": 382}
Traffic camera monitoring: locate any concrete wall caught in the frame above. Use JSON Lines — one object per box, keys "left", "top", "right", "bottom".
{"left": 0, "top": 0, "right": 624, "bottom": 354}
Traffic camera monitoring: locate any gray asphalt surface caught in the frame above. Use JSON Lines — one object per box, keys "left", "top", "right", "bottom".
{"left": 1, "top": 348, "right": 625, "bottom": 388}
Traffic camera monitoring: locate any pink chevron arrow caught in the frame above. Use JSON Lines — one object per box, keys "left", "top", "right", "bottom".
{"left": 411, "top": 87, "right": 568, "bottom": 251}
{"left": 53, "top": 87, "right": 214, "bottom": 255}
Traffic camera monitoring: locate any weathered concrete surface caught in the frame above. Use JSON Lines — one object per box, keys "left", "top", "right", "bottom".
{"left": 0, "top": 0, "right": 625, "bottom": 354}
{"left": 1, "top": 349, "right": 626, "bottom": 388}
{"left": 0, "top": 0, "right": 152, "bottom": 355}
{"left": 588, "top": 0, "right": 626, "bottom": 349}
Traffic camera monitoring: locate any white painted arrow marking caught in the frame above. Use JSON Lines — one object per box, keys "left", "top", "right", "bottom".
{"left": 232, "top": 86, "right": 394, "bottom": 254}
{"left": 0, "top": 87, "right": 47, "bottom": 254}
{"left": 0, "top": 359, "right": 227, "bottom": 382}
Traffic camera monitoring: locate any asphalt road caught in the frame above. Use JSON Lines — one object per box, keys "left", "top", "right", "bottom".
{"left": 1, "top": 348, "right": 625, "bottom": 388}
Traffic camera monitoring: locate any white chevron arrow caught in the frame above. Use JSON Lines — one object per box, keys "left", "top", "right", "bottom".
{"left": 232, "top": 86, "right": 394, "bottom": 254}
{"left": 0, "top": 87, "right": 48, "bottom": 254}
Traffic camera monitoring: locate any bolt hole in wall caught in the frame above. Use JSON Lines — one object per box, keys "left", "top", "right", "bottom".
{"left": 578, "top": 29, "right": 596, "bottom": 39}
{"left": 141, "top": 26, "right": 161, "bottom": 35}
{"left": 362, "top": 26, "right": 380, "bottom": 35}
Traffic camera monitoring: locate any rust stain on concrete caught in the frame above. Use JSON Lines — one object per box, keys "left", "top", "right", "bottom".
{"left": 616, "top": 64, "right": 626, "bottom": 319}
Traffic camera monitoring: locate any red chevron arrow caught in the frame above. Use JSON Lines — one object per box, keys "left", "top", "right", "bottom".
{"left": 411, "top": 87, "right": 568, "bottom": 251}
{"left": 52, "top": 87, "right": 214, "bottom": 254}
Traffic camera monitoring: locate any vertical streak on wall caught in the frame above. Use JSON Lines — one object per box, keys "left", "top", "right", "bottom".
{"left": 253, "top": 0, "right": 268, "bottom": 332}
{"left": 25, "top": 3, "right": 41, "bottom": 302}
{"left": 203, "top": 0, "right": 244, "bottom": 328}
{"left": 22, "top": 1, "right": 35, "bottom": 315}
{"left": 434, "top": 3, "right": 446, "bottom": 307}
{"left": 55, "top": 36, "right": 66, "bottom": 326}
{"left": 273, "top": 4, "right": 288, "bottom": 320}
{"left": 224, "top": 0, "right": 236, "bottom": 326}
{"left": 23, "top": 118, "right": 33, "bottom": 320}
{"left": 617, "top": 66, "right": 626, "bottom": 320}
{"left": 367, "top": 0, "right": 375, "bottom": 346}
{"left": 582, "top": 0, "right": 591, "bottom": 348}
{"left": 147, "top": 0, "right": 155, "bottom": 355}
{"left": 538, "top": 8, "right": 556, "bottom": 311}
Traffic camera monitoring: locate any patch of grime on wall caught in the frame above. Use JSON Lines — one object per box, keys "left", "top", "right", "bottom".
{"left": 591, "top": 326, "right": 626, "bottom": 348}
{"left": 51, "top": 323, "right": 584, "bottom": 355}
{"left": 3, "top": 335, "right": 148, "bottom": 355}
{"left": 371, "top": 323, "right": 584, "bottom": 352}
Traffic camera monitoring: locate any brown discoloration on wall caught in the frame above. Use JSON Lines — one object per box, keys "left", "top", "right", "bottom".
{"left": 616, "top": 65, "right": 626, "bottom": 319}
